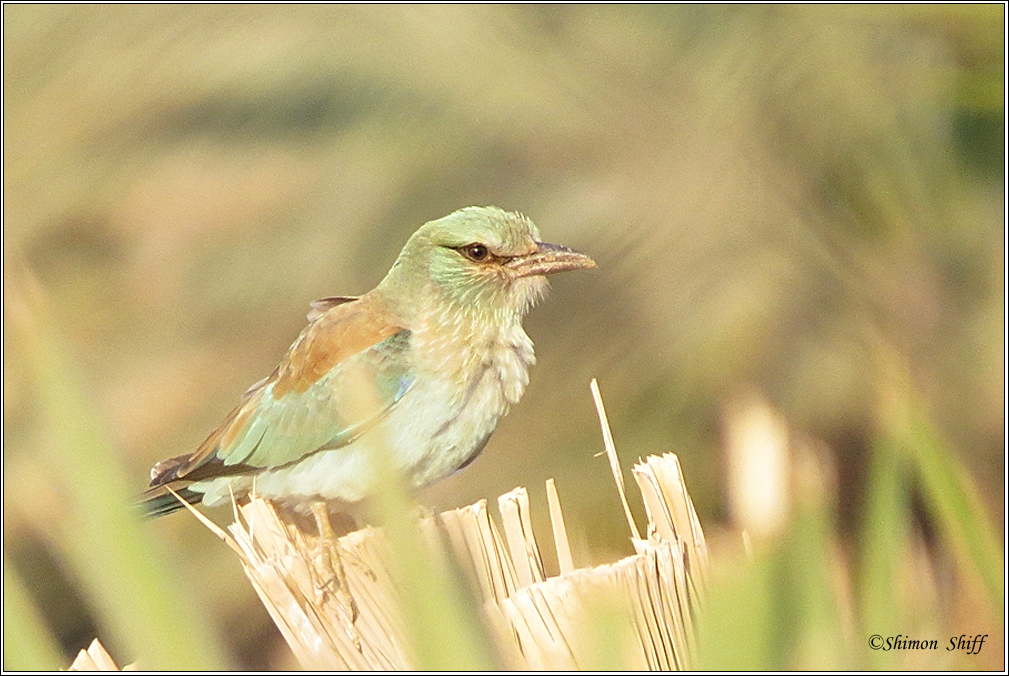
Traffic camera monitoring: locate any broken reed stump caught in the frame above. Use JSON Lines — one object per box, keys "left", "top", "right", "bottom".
{"left": 68, "top": 638, "right": 133, "bottom": 671}
{"left": 70, "top": 380, "right": 707, "bottom": 671}
{"left": 190, "top": 449, "right": 708, "bottom": 670}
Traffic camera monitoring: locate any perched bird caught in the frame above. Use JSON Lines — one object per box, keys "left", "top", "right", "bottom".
{"left": 143, "top": 206, "right": 595, "bottom": 516}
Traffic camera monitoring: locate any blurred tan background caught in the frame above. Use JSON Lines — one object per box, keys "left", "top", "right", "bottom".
{"left": 4, "top": 5, "right": 1003, "bottom": 669}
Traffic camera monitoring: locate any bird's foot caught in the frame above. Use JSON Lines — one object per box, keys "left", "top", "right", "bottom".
{"left": 310, "top": 502, "right": 360, "bottom": 626}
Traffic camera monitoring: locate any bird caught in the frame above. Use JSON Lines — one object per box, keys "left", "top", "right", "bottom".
{"left": 142, "top": 206, "right": 595, "bottom": 517}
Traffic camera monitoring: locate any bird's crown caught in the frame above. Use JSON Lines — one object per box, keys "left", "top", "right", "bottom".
{"left": 378, "top": 206, "right": 593, "bottom": 323}
{"left": 412, "top": 206, "right": 542, "bottom": 256}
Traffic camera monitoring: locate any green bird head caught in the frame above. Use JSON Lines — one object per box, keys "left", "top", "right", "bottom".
{"left": 379, "top": 206, "right": 596, "bottom": 321}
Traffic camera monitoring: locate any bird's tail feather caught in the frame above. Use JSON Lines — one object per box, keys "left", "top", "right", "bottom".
{"left": 140, "top": 486, "right": 201, "bottom": 518}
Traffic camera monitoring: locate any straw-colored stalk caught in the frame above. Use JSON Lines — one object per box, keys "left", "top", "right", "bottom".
{"left": 179, "top": 379, "right": 708, "bottom": 670}
{"left": 69, "top": 639, "right": 134, "bottom": 671}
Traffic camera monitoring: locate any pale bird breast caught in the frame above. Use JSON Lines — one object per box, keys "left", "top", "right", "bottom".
{"left": 413, "top": 315, "right": 535, "bottom": 407}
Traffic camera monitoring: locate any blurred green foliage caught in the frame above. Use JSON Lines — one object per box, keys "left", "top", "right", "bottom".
{"left": 7, "top": 279, "right": 229, "bottom": 669}
{"left": 362, "top": 404, "right": 497, "bottom": 670}
{"left": 4, "top": 4, "right": 1003, "bottom": 669}
{"left": 3, "top": 554, "right": 64, "bottom": 671}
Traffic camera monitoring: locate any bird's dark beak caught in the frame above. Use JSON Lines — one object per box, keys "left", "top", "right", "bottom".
{"left": 506, "top": 242, "right": 596, "bottom": 278}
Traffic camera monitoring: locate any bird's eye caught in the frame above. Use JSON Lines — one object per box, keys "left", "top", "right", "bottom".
{"left": 460, "top": 243, "right": 490, "bottom": 262}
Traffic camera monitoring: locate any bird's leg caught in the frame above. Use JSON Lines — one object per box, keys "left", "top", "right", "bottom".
{"left": 310, "top": 501, "right": 359, "bottom": 624}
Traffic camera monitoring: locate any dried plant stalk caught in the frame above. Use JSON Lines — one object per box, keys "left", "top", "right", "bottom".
{"left": 229, "top": 502, "right": 411, "bottom": 670}
{"left": 188, "top": 381, "right": 710, "bottom": 670}
{"left": 545, "top": 478, "right": 575, "bottom": 575}
{"left": 69, "top": 638, "right": 133, "bottom": 671}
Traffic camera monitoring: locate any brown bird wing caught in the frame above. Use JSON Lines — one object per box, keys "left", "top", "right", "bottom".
{"left": 144, "top": 293, "right": 412, "bottom": 506}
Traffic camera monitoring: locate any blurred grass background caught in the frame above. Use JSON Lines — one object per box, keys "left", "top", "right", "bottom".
{"left": 3, "top": 4, "right": 1003, "bottom": 670}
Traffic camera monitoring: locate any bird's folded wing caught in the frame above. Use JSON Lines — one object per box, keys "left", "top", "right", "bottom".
{"left": 149, "top": 295, "right": 413, "bottom": 487}
{"left": 306, "top": 295, "right": 358, "bottom": 321}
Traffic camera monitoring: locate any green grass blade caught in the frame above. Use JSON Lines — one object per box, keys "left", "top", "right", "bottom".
{"left": 857, "top": 428, "right": 910, "bottom": 669}
{"left": 879, "top": 355, "right": 1003, "bottom": 612}
{"left": 3, "top": 557, "right": 66, "bottom": 670}
{"left": 7, "top": 276, "right": 230, "bottom": 670}
{"left": 903, "top": 412, "right": 1004, "bottom": 609}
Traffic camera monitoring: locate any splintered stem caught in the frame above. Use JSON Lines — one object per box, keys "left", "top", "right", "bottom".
{"left": 188, "top": 379, "right": 707, "bottom": 670}
{"left": 591, "top": 378, "right": 642, "bottom": 541}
